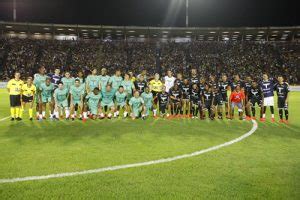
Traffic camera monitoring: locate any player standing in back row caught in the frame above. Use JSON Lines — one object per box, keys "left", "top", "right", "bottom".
{"left": 275, "top": 76, "right": 290, "bottom": 124}
{"left": 260, "top": 73, "right": 275, "bottom": 122}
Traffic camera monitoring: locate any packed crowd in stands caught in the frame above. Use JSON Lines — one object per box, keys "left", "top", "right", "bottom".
{"left": 0, "top": 38, "right": 299, "bottom": 84}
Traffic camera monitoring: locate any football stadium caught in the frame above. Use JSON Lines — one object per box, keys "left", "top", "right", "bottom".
{"left": 0, "top": 0, "right": 299, "bottom": 199}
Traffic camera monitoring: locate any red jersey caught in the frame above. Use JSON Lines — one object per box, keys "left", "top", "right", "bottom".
{"left": 230, "top": 91, "right": 245, "bottom": 103}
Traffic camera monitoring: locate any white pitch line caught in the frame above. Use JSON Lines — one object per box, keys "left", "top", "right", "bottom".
{"left": 0, "top": 116, "right": 10, "bottom": 122}
{"left": 0, "top": 119, "right": 258, "bottom": 184}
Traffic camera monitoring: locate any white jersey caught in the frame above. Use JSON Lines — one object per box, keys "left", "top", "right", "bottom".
{"left": 164, "top": 76, "right": 176, "bottom": 92}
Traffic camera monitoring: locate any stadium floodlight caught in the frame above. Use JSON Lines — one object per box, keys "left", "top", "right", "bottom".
{"left": 116, "top": 33, "right": 122, "bottom": 36}
{"left": 19, "top": 32, "right": 25, "bottom": 34}
{"left": 128, "top": 30, "right": 135, "bottom": 33}
{"left": 258, "top": 31, "right": 265, "bottom": 33}
{"left": 209, "top": 31, "right": 216, "bottom": 34}
{"left": 234, "top": 31, "right": 240, "bottom": 34}
{"left": 6, "top": 26, "right": 13, "bottom": 28}
{"left": 223, "top": 37, "right": 229, "bottom": 41}
{"left": 34, "top": 33, "right": 40, "bottom": 35}
{"left": 271, "top": 34, "right": 277, "bottom": 37}
{"left": 162, "top": 31, "right": 169, "bottom": 34}
{"left": 186, "top": 31, "right": 192, "bottom": 34}
{"left": 222, "top": 32, "right": 229, "bottom": 34}
{"left": 116, "top": 30, "right": 122, "bottom": 32}
{"left": 57, "top": 28, "right": 64, "bottom": 31}
{"left": 105, "top": 30, "right": 112, "bottom": 32}
{"left": 92, "top": 30, "right": 98, "bottom": 32}
{"left": 68, "top": 29, "right": 74, "bottom": 31}
{"left": 139, "top": 35, "right": 145, "bottom": 37}
{"left": 162, "top": 35, "right": 168, "bottom": 38}
{"left": 272, "top": 31, "right": 279, "bottom": 33}
{"left": 284, "top": 30, "right": 291, "bottom": 33}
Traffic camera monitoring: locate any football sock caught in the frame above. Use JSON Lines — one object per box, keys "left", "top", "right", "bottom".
{"left": 10, "top": 108, "right": 15, "bottom": 118}
{"left": 123, "top": 111, "right": 128, "bottom": 117}
{"left": 195, "top": 108, "right": 199, "bottom": 117}
{"left": 279, "top": 109, "right": 283, "bottom": 120}
{"left": 42, "top": 111, "right": 46, "bottom": 117}
{"left": 54, "top": 111, "right": 59, "bottom": 118}
{"left": 218, "top": 112, "right": 222, "bottom": 117}
{"left": 153, "top": 109, "right": 157, "bottom": 116}
{"left": 245, "top": 109, "right": 250, "bottom": 117}
{"left": 15, "top": 108, "right": 20, "bottom": 118}
{"left": 19, "top": 108, "right": 24, "bottom": 118}
{"left": 251, "top": 107, "right": 256, "bottom": 117}
{"left": 284, "top": 110, "right": 289, "bottom": 120}
{"left": 65, "top": 109, "right": 70, "bottom": 118}
{"left": 270, "top": 106, "right": 274, "bottom": 115}
{"left": 83, "top": 112, "right": 87, "bottom": 119}
{"left": 29, "top": 108, "right": 33, "bottom": 118}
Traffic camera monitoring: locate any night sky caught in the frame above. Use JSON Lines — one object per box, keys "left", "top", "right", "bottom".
{"left": 0, "top": 0, "right": 299, "bottom": 27}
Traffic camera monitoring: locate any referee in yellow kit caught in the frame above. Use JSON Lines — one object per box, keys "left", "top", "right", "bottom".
{"left": 7, "top": 72, "right": 24, "bottom": 121}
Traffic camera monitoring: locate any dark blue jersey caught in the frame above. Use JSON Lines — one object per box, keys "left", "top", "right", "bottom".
{"left": 230, "top": 80, "right": 245, "bottom": 91}
{"left": 260, "top": 79, "right": 274, "bottom": 98}
{"left": 218, "top": 81, "right": 230, "bottom": 95}
{"left": 275, "top": 82, "right": 289, "bottom": 99}
{"left": 49, "top": 74, "right": 61, "bottom": 87}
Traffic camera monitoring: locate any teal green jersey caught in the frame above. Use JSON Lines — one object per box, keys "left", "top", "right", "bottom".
{"left": 121, "top": 80, "right": 135, "bottom": 94}
{"left": 141, "top": 92, "right": 153, "bottom": 106}
{"left": 99, "top": 75, "right": 110, "bottom": 89}
{"left": 33, "top": 74, "right": 47, "bottom": 89}
{"left": 129, "top": 97, "right": 144, "bottom": 109}
{"left": 115, "top": 91, "right": 127, "bottom": 104}
{"left": 86, "top": 75, "right": 100, "bottom": 91}
{"left": 86, "top": 92, "right": 101, "bottom": 107}
{"left": 70, "top": 85, "right": 85, "bottom": 101}
{"left": 101, "top": 88, "right": 116, "bottom": 104}
{"left": 61, "top": 77, "right": 75, "bottom": 91}
{"left": 54, "top": 88, "right": 69, "bottom": 102}
{"left": 109, "top": 75, "right": 123, "bottom": 90}
{"left": 39, "top": 83, "right": 54, "bottom": 97}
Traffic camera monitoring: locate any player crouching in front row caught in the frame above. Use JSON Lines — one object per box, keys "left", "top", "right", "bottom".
{"left": 129, "top": 91, "right": 146, "bottom": 120}
{"left": 83, "top": 87, "right": 101, "bottom": 120}
{"left": 53, "top": 82, "right": 70, "bottom": 120}
{"left": 229, "top": 85, "right": 245, "bottom": 120}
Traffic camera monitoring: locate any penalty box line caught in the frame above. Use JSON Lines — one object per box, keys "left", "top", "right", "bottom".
{"left": 0, "top": 118, "right": 258, "bottom": 184}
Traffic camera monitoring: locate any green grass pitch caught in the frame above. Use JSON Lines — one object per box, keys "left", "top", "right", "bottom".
{"left": 0, "top": 89, "right": 299, "bottom": 199}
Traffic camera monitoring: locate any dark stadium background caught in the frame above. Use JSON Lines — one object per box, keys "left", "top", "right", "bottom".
{"left": 0, "top": 0, "right": 299, "bottom": 27}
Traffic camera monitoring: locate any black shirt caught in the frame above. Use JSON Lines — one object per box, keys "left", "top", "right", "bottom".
{"left": 275, "top": 82, "right": 289, "bottom": 99}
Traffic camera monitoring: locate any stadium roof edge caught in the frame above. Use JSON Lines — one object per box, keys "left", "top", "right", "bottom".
{"left": 1, "top": 21, "right": 299, "bottom": 41}
{"left": 1, "top": 21, "right": 299, "bottom": 30}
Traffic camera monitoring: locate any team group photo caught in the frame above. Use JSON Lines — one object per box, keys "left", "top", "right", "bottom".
{"left": 7, "top": 67, "right": 290, "bottom": 123}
